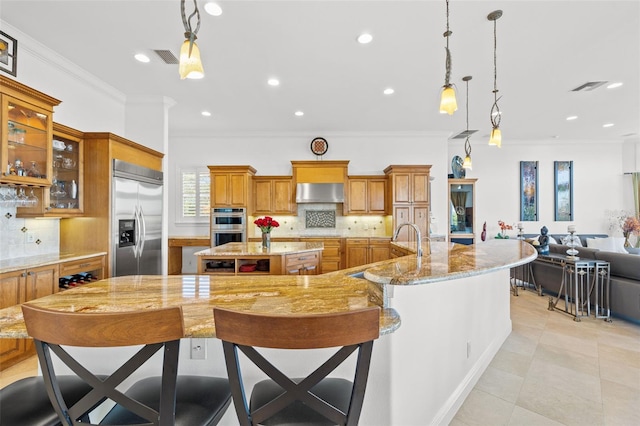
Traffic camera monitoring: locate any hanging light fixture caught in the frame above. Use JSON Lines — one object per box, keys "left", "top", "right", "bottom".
{"left": 179, "top": 0, "right": 204, "bottom": 80}
{"left": 487, "top": 10, "right": 503, "bottom": 147}
{"left": 462, "top": 76, "right": 473, "bottom": 170}
{"left": 439, "top": 0, "right": 457, "bottom": 115}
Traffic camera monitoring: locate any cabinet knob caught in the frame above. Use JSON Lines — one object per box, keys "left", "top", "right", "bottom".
{"left": 28, "top": 271, "right": 34, "bottom": 276}
{"left": 21, "top": 272, "right": 27, "bottom": 277}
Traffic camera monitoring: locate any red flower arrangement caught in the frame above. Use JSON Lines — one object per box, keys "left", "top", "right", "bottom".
{"left": 254, "top": 216, "right": 280, "bottom": 233}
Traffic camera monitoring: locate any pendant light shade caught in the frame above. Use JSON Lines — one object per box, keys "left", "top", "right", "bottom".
{"left": 487, "top": 10, "right": 503, "bottom": 147}
{"left": 440, "top": 86, "right": 457, "bottom": 115}
{"left": 179, "top": 0, "right": 204, "bottom": 80}
{"left": 179, "top": 38, "right": 204, "bottom": 79}
{"left": 462, "top": 151, "right": 472, "bottom": 169}
{"left": 439, "top": 0, "right": 457, "bottom": 115}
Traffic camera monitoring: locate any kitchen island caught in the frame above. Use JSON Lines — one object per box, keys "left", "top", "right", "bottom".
{"left": 0, "top": 240, "right": 536, "bottom": 425}
{"left": 194, "top": 241, "right": 324, "bottom": 275}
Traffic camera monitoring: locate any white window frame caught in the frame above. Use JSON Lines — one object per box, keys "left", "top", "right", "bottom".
{"left": 176, "top": 166, "right": 210, "bottom": 224}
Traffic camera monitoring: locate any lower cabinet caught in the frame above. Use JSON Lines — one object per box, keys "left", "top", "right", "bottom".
{"left": 345, "top": 238, "right": 390, "bottom": 268}
{"left": 285, "top": 252, "right": 320, "bottom": 275}
{"left": 390, "top": 244, "right": 412, "bottom": 259}
{"left": 299, "top": 238, "right": 343, "bottom": 273}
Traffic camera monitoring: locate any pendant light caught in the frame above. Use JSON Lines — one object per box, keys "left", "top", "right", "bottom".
{"left": 462, "top": 76, "right": 473, "bottom": 170}
{"left": 487, "top": 10, "right": 503, "bottom": 147}
{"left": 439, "top": 0, "right": 457, "bottom": 115}
{"left": 179, "top": 0, "right": 205, "bottom": 80}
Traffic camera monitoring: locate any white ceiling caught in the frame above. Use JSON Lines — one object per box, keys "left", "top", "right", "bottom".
{"left": 1, "top": 0, "right": 638, "bottom": 141}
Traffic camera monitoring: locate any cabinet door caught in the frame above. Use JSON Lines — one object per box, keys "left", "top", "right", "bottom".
{"left": 211, "top": 173, "right": 230, "bottom": 206}
{"left": 253, "top": 179, "right": 272, "bottom": 213}
{"left": 272, "top": 179, "right": 293, "bottom": 214}
{"left": 412, "top": 173, "right": 430, "bottom": 204}
{"left": 347, "top": 179, "right": 367, "bottom": 214}
{"left": 0, "top": 270, "right": 27, "bottom": 369}
{"left": 26, "top": 264, "right": 59, "bottom": 300}
{"left": 391, "top": 173, "right": 411, "bottom": 204}
{"left": 229, "top": 173, "right": 247, "bottom": 206}
{"left": 367, "top": 179, "right": 387, "bottom": 213}
{"left": 346, "top": 239, "right": 369, "bottom": 268}
{"left": 369, "top": 240, "right": 390, "bottom": 263}
{"left": 413, "top": 206, "right": 430, "bottom": 243}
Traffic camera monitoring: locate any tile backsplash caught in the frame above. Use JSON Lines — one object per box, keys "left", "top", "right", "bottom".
{"left": 249, "top": 204, "right": 391, "bottom": 238}
{"left": 0, "top": 204, "right": 60, "bottom": 261}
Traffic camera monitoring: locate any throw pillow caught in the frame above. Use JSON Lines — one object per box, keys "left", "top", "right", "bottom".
{"left": 586, "top": 237, "right": 626, "bottom": 253}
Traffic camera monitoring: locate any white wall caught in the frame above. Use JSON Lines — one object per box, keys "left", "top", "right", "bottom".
{"left": 168, "top": 132, "right": 450, "bottom": 237}
{"left": 448, "top": 138, "right": 629, "bottom": 239}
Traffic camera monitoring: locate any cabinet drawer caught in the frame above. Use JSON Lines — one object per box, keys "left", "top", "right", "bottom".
{"left": 59, "top": 256, "right": 104, "bottom": 276}
{"left": 322, "top": 246, "right": 341, "bottom": 258}
{"left": 390, "top": 247, "right": 410, "bottom": 258}
{"left": 285, "top": 252, "right": 319, "bottom": 267}
{"left": 346, "top": 239, "right": 369, "bottom": 246}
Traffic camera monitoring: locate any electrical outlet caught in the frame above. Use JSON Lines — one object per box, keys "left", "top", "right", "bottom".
{"left": 190, "top": 338, "right": 206, "bottom": 359}
{"left": 26, "top": 232, "right": 35, "bottom": 243}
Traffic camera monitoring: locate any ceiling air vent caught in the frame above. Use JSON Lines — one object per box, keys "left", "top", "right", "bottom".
{"left": 153, "top": 49, "right": 179, "bottom": 64}
{"left": 571, "top": 81, "right": 607, "bottom": 92}
{"left": 449, "top": 129, "right": 478, "bottom": 140}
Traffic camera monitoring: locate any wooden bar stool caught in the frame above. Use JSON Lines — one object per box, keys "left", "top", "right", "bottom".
{"left": 21, "top": 304, "right": 231, "bottom": 425}
{"left": 214, "top": 306, "right": 380, "bottom": 426}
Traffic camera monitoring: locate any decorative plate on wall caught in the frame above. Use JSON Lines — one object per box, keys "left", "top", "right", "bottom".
{"left": 310, "top": 137, "right": 328, "bottom": 156}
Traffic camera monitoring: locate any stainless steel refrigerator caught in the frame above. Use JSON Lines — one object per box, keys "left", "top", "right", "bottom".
{"left": 112, "top": 159, "right": 163, "bottom": 276}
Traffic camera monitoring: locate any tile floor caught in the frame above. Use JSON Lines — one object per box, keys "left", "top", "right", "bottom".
{"left": 2, "top": 288, "right": 639, "bottom": 425}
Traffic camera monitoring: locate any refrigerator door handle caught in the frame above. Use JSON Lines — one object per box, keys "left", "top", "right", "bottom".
{"left": 133, "top": 205, "right": 141, "bottom": 259}
{"left": 138, "top": 205, "right": 147, "bottom": 258}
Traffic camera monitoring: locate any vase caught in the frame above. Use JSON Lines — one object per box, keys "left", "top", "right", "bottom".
{"left": 624, "top": 233, "right": 631, "bottom": 248}
{"left": 261, "top": 232, "right": 271, "bottom": 249}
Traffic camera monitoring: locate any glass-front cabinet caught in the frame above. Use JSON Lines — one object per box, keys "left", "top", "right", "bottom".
{"left": 1, "top": 76, "right": 60, "bottom": 188}
{"left": 448, "top": 178, "right": 477, "bottom": 245}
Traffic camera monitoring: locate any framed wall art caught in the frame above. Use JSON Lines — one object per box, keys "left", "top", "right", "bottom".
{"left": 554, "top": 160, "right": 573, "bottom": 221}
{"left": 0, "top": 31, "right": 17, "bottom": 77}
{"left": 520, "top": 161, "right": 538, "bottom": 221}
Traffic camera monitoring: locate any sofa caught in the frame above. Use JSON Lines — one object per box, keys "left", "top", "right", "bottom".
{"left": 527, "top": 235, "right": 640, "bottom": 324}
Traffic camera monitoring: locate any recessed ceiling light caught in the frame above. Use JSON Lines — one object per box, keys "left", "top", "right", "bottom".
{"left": 383, "top": 88, "right": 395, "bottom": 95}
{"left": 134, "top": 53, "right": 150, "bottom": 63}
{"left": 201, "top": 111, "right": 212, "bottom": 117}
{"left": 607, "top": 82, "right": 623, "bottom": 89}
{"left": 204, "top": 1, "right": 223, "bottom": 16}
{"left": 603, "top": 123, "right": 615, "bottom": 128}
{"left": 357, "top": 33, "right": 373, "bottom": 44}
{"left": 267, "top": 78, "right": 280, "bottom": 86}
{"left": 566, "top": 115, "right": 578, "bottom": 121}
{"left": 294, "top": 111, "right": 304, "bottom": 117}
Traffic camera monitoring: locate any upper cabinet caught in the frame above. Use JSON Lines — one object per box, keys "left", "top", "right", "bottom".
{"left": 448, "top": 178, "right": 477, "bottom": 244}
{"left": 209, "top": 166, "right": 256, "bottom": 208}
{"left": 18, "top": 123, "right": 84, "bottom": 217}
{"left": 1, "top": 75, "right": 61, "bottom": 187}
{"left": 253, "top": 176, "right": 295, "bottom": 215}
{"left": 345, "top": 176, "right": 386, "bottom": 215}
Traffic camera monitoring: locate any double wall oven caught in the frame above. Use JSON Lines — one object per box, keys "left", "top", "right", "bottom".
{"left": 211, "top": 207, "right": 246, "bottom": 246}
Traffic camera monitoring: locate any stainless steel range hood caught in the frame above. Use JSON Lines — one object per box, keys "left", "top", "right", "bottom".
{"left": 295, "top": 183, "right": 345, "bottom": 203}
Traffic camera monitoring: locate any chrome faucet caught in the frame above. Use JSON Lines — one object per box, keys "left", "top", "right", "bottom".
{"left": 392, "top": 223, "right": 430, "bottom": 257}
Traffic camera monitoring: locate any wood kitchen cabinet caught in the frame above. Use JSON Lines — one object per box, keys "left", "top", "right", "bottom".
{"left": 1, "top": 75, "right": 60, "bottom": 188}
{"left": 345, "top": 176, "right": 386, "bottom": 215}
{"left": 17, "top": 122, "right": 85, "bottom": 218}
{"left": 0, "top": 264, "right": 58, "bottom": 369}
{"left": 209, "top": 166, "right": 256, "bottom": 208}
{"left": 60, "top": 133, "right": 163, "bottom": 278}
{"left": 345, "top": 238, "right": 390, "bottom": 268}
{"left": 385, "top": 165, "right": 431, "bottom": 243}
{"left": 284, "top": 251, "right": 320, "bottom": 275}
{"left": 253, "top": 176, "right": 295, "bottom": 215}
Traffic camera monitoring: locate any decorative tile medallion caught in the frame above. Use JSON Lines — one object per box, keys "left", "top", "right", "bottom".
{"left": 305, "top": 210, "right": 336, "bottom": 228}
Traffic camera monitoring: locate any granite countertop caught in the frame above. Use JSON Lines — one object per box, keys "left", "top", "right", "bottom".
{"left": 0, "top": 274, "right": 398, "bottom": 338}
{"left": 0, "top": 251, "right": 108, "bottom": 275}
{"left": 366, "top": 240, "right": 537, "bottom": 285}
{"left": 194, "top": 242, "right": 324, "bottom": 257}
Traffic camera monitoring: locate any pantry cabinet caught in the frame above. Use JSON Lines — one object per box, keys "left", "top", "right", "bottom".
{"left": 385, "top": 165, "right": 431, "bottom": 243}
{"left": 345, "top": 176, "right": 386, "bottom": 215}
{"left": 1, "top": 75, "right": 60, "bottom": 188}
{"left": 253, "top": 176, "right": 295, "bottom": 215}
{"left": 209, "top": 165, "right": 256, "bottom": 208}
